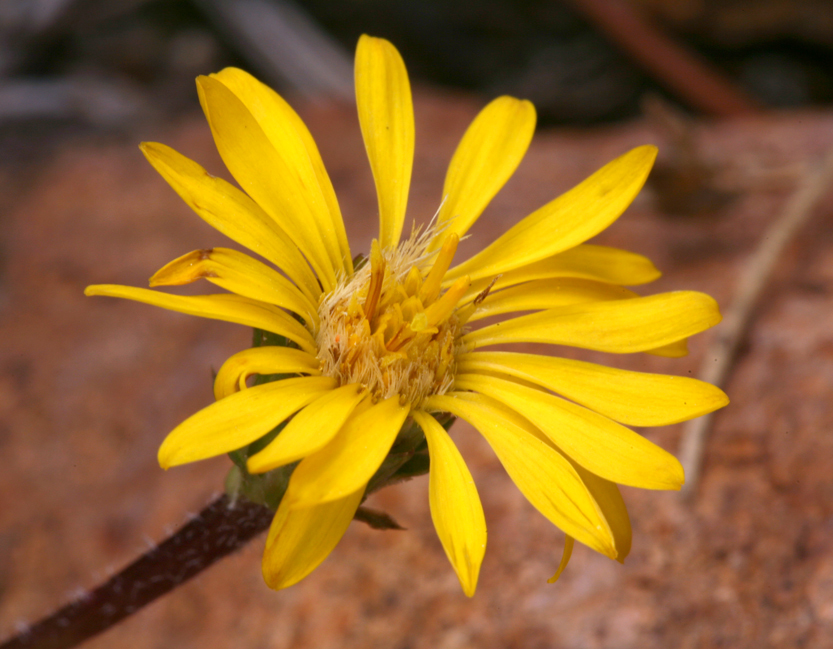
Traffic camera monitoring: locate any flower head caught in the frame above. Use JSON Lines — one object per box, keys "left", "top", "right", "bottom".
{"left": 86, "top": 35, "right": 728, "bottom": 597}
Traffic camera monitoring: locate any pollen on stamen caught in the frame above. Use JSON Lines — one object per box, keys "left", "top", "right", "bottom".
{"left": 316, "top": 224, "right": 467, "bottom": 405}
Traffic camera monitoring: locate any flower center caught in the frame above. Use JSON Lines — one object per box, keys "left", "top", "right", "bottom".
{"left": 316, "top": 232, "right": 471, "bottom": 405}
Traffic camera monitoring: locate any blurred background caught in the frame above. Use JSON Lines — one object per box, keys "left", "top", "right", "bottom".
{"left": 2, "top": 0, "right": 833, "bottom": 155}
{"left": 2, "top": 1, "right": 833, "bottom": 648}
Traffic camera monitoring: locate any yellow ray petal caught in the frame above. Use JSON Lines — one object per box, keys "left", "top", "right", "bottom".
{"left": 460, "top": 244, "right": 661, "bottom": 303}
{"left": 424, "top": 393, "right": 616, "bottom": 558}
{"left": 211, "top": 67, "right": 350, "bottom": 275}
{"left": 196, "top": 75, "right": 337, "bottom": 289}
{"left": 412, "top": 410, "right": 487, "bottom": 597}
{"left": 571, "top": 465, "right": 631, "bottom": 563}
{"left": 468, "top": 278, "right": 637, "bottom": 322}
{"left": 547, "top": 536, "right": 574, "bottom": 584}
{"left": 453, "top": 374, "right": 684, "bottom": 490}
{"left": 213, "top": 347, "right": 321, "bottom": 401}
{"left": 430, "top": 96, "right": 536, "bottom": 250}
{"left": 445, "top": 145, "right": 657, "bottom": 283}
{"left": 158, "top": 376, "right": 336, "bottom": 468}
{"left": 456, "top": 351, "right": 729, "bottom": 426}
{"left": 286, "top": 395, "right": 410, "bottom": 508}
{"left": 247, "top": 385, "right": 368, "bottom": 473}
{"left": 263, "top": 483, "right": 364, "bottom": 590}
{"left": 355, "top": 35, "right": 414, "bottom": 248}
{"left": 150, "top": 247, "right": 318, "bottom": 327}
{"left": 84, "top": 285, "right": 317, "bottom": 355}
{"left": 140, "top": 142, "right": 320, "bottom": 302}
{"left": 462, "top": 291, "right": 721, "bottom": 354}
{"left": 650, "top": 339, "right": 689, "bottom": 357}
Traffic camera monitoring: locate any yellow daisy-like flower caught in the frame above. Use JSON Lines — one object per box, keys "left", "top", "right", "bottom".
{"left": 86, "top": 35, "right": 727, "bottom": 597}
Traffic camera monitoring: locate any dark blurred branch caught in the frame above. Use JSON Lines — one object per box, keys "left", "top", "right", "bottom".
{"left": 0, "top": 0, "right": 155, "bottom": 76}
{"left": 0, "top": 0, "right": 81, "bottom": 74}
{"left": 564, "top": 0, "right": 759, "bottom": 116}
{"left": 193, "top": 0, "right": 353, "bottom": 99}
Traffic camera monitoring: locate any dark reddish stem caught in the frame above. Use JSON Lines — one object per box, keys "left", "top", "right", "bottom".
{"left": 0, "top": 496, "right": 272, "bottom": 649}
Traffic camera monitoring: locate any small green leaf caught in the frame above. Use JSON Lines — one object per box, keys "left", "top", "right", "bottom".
{"left": 354, "top": 506, "right": 405, "bottom": 530}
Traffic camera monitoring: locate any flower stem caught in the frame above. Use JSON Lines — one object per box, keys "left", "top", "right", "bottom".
{"left": 1, "top": 479, "right": 422, "bottom": 649}
{"left": 0, "top": 495, "right": 272, "bottom": 649}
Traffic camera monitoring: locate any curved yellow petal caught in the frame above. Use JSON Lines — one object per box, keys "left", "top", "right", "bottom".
{"left": 158, "top": 376, "right": 336, "bottom": 468}
{"left": 571, "top": 465, "right": 631, "bottom": 563}
{"left": 213, "top": 347, "right": 321, "bottom": 401}
{"left": 355, "top": 35, "right": 414, "bottom": 249}
{"left": 412, "top": 410, "right": 486, "bottom": 597}
{"left": 430, "top": 96, "right": 536, "bottom": 250}
{"left": 247, "top": 384, "right": 368, "bottom": 473}
{"left": 547, "top": 535, "right": 574, "bottom": 584}
{"left": 460, "top": 244, "right": 661, "bottom": 303}
{"left": 84, "top": 285, "right": 317, "bottom": 355}
{"left": 453, "top": 374, "right": 684, "bottom": 490}
{"left": 425, "top": 392, "right": 616, "bottom": 558}
{"left": 468, "top": 278, "right": 637, "bottom": 322}
{"left": 211, "top": 67, "right": 351, "bottom": 275}
{"left": 446, "top": 146, "right": 657, "bottom": 283}
{"left": 196, "top": 75, "right": 337, "bottom": 289}
{"left": 286, "top": 395, "right": 410, "bottom": 508}
{"left": 150, "top": 247, "right": 318, "bottom": 328}
{"left": 263, "top": 483, "right": 364, "bottom": 590}
{"left": 462, "top": 291, "right": 721, "bottom": 354}
{"left": 456, "top": 351, "right": 729, "bottom": 426}
{"left": 140, "top": 142, "right": 320, "bottom": 302}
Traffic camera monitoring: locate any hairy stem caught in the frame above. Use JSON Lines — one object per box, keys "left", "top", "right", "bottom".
{"left": 1, "top": 477, "right": 420, "bottom": 649}
{"left": 0, "top": 495, "right": 271, "bottom": 649}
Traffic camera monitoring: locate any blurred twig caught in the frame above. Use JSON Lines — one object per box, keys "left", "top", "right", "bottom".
{"left": 0, "top": 75, "right": 149, "bottom": 126}
{"left": 643, "top": 95, "right": 738, "bottom": 215}
{"left": 679, "top": 149, "right": 833, "bottom": 499}
{"left": 564, "top": 0, "right": 759, "bottom": 116}
{"left": 193, "top": 0, "right": 353, "bottom": 100}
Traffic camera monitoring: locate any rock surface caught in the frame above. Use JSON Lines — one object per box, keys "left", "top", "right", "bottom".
{"left": 2, "top": 92, "right": 833, "bottom": 648}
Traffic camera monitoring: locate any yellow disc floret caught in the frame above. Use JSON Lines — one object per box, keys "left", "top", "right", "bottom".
{"left": 317, "top": 230, "right": 469, "bottom": 405}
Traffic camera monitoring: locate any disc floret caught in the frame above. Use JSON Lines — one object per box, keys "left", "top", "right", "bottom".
{"left": 317, "top": 232, "right": 470, "bottom": 405}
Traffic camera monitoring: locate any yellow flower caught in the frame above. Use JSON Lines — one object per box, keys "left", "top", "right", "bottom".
{"left": 85, "top": 35, "right": 728, "bottom": 597}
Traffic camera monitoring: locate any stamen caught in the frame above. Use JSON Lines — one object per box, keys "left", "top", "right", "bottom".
{"left": 419, "top": 233, "right": 459, "bottom": 305}
{"left": 364, "top": 239, "right": 386, "bottom": 322}
{"left": 423, "top": 275, "right": 471, "bottom": 328}
{"left": 317, "top": 223, "right": 464, "bottom": 405}
{"left": 454, "top": 302, "right": 476, "bottom": 325}
{"left": 402, "top": 266, "right": 423, "bottom": 297}
{"left": 387, "top": 275, "right": 470, "bottom": 352}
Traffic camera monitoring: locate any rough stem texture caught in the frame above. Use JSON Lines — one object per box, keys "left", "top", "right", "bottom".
{"left": 0, "top": 495, "right": 272, "bottom": 649}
